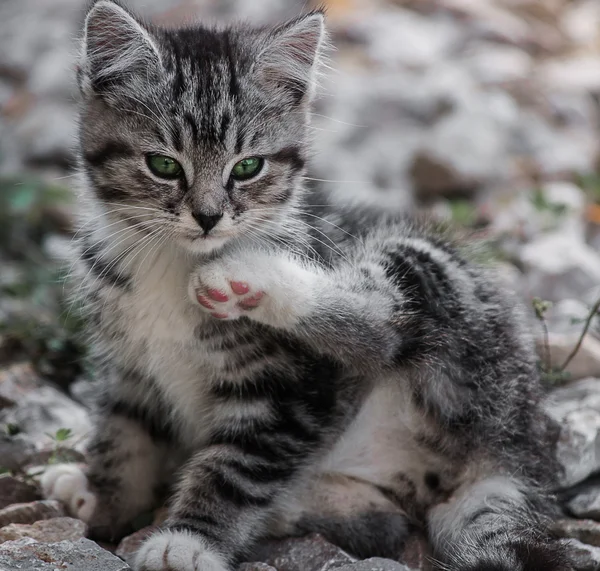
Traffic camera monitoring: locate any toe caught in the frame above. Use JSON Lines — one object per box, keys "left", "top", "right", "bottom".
{"left": 230, "top": 281, "right": 250, "bottom": 295}
{"left": 207, "top": 288, "right": 229, "bottom": 303}
{"left": 196, "top": 294, "right": 216, "bottom": 310}
{"left": 238, "top": 291, "right": 264, "bottom": 310}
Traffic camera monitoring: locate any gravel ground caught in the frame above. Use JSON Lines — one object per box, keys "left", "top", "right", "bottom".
{"left": 1, "top": 0, "right": 600, "bottom": 569}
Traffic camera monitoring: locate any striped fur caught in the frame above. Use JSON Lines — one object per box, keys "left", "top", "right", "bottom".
{"left": 43, "top": 2, "right": 572, "bottom": 571}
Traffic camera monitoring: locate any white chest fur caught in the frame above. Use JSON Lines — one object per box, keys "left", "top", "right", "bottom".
{"left": 93, "top": 236, "right": 219, "bottom": 442}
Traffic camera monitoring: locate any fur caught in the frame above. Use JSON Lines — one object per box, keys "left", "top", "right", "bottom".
{"left": 43, "top": 2, "right": 572, "bottom": 570}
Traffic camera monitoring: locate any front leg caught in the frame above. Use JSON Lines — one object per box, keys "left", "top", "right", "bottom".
{"left": 136, "top": 434, "right": 319, "bottom": 570}
{"left": 188, "top": 250, "right": 321, "bottom": 329}
{"left": 188, "top": 248, "right": 397, "bottom": 370}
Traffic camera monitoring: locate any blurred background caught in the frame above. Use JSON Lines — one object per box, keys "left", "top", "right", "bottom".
{"left": 0, "top": 0, "right": 600, "bottom": 475}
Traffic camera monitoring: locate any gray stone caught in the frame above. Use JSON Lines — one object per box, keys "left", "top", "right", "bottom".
{"left": 0, "top": 537, "right": 131, "bottom": 570}
{"left": 464, "top": 43, "right": 532, "bottom": 85}
{"left": 0, "top": 476, "right": 39, "bottom": 510}
{"left": 239, "top": 564, "right": 278, "bottom": 571}
{"left": 116, "top": 526, "right": 158, "bottom": 566}
{"left": 0, "top": 517, "right": 87, "bottom": 544}
{"left": 257, "top": 534, "right": 356, "bottom": 571}
{"left": 347, "top": 9, "right": 461, "bottom": 69}
{"left": 0, "top": 384, "right": 92, "bottom": 451}
{"left": 336, "top": 559, "right": 411, "bottom": 571}
{"left": 0, "top": 434, "right": 34, "bottom": 472}
{"left": 0, "top": 500, "right": 64, "bottom": 528}
{"left": 543, "top": 334, "right": 600, "bottom": 382}
{"left": 520, "top": 234, "right": 600, "bottom": 304}
{"left": 545, "top": 378, "right": 600, "bottom": 487}
{"left": 410, "top": 91, "right": 517, "bottom": 198}
{"left": 514, "top": 110, "right": 599, "bottom": 178}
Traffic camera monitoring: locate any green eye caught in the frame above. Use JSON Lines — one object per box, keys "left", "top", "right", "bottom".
{"left": 231, "top": 157, "right": 264, "bottom": 181}
{"left": 147, "top": 155, "right": 183, "bottom": 179}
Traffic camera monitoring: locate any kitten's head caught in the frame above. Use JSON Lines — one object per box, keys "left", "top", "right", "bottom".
{"left": 79, "top": 0, "right": 326, "bottom": 253}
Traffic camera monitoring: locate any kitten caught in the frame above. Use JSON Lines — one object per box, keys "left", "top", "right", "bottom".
{"left": 43, "top": 1, "right": 572, "bottom": 570}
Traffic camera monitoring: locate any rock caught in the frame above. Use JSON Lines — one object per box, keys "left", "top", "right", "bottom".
{"left": 567, "top": 481, "right": 600, "bottom": 520}
{"left": 116, "top": 525, "right": 158, "bottom": 566}
{"left": 347, "top": 9, "right": 461, "bottom": 69}
{"left": 0, "top": 500, "right": 64, "bottom": 528}
{"left": 562, "top": 0, "right": 600, "bottom": 47}
{"left": 546, "top": 300, "right": 599, "bottom": 338}
{"left": 514, "top": 110, "right": 599, "bottom": 179}
{"left": 540, "top": 57, "right": 600, "bottom": 95}
{"left": 562, "top": 539, "right": 600, "bottom": 571}
{"left": 0, "top": 537, "right": 131, "bottom": 570}
{"left": 552, "top": 519, "right": 600, "bottom": 547}
{"left": 544, "top": 378, "right": 600, "bottom": 487}
{"left": 543, "top": 334, "right": 600, "bottom": 382}
{"left": 0, "top": 517, "right": 86, "bottom": 544}
{"left": 0, "top": 434, "right": 36, "bottom": 473}
{"left": 0, "top": 384, "right": 92, "bottom": 451}
{"left": 520, "top": 234, "right": 600, "bottom": 303}
{"left": 538, "top": 297, "right": 600, "bottom": 381}
{"left": 0, "top": 363, "right": 43, "bottom": 409}
{"left": 464, "top": 43, "right": 532, "bottom": 85}
{"left": 0, "top": 476, "right": 39, "bottom": 509}
{"left": 491, "top": 183, "right": 587, "bottom": 244}
{"left": 239, "top": 564, "right": 278, "bottom": 571}
{"left": 257, "top": 534, "right": 356, "bottom": 571}
{"left": 410, "top": 91, "right": 518, "bottom": 199}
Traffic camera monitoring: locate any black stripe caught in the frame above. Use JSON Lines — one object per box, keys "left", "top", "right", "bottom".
{"left": 93, "top": 184, "right": 128, "bottom": 202}
{"left": 79, "top": 238, "right": 131, "bottom": 290}
{"left": 270, "top": 146, "right": 305, "bottom": 173}
{"left": 223, "top": 455, "right": 295, "bottom": 484}
{"left": 184, "top": 112, "right": 199, "bottom": 145}
{"left": 170, "top": 42, "right": 186, "bottom": 103}
{"left": 224, "top": 32, "right": 240, "bottom": 98}
{"left": 83, "top": 141, "right": 134, "bottom": 168}
{"left": 99, "top": 395, "right": 174, "bottom": 442}
{"left": 207, "top": 466, "right": 273, "bottom": 507}
{"left": 170, "top": 123, "right": 184, "bottom": 153}
{"left": 235, "top": 129, "right": 245, "bottom": 154}
{"left": 219, "top": 112, "right": 231, "bottom": 146}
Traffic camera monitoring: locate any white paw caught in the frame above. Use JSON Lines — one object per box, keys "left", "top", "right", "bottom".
{"left": 41, "top": 463, "right": 97, "bottom": 523}
{"left": 134, "top": 530, "right": 229, "bottom": 571}
{"left": 189, "top": 259, "right": 267, "bottom": 322}
{"left": 188, "top": 254, "right": 319, "bottom": 328}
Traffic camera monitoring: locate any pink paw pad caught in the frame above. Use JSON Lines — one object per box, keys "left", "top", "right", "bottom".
{"left": 211, "top": 312, "right": 229, "bottom": 319}
{"left": 238, "top": 291, "right": 264, "bottom": 310}
{"left": 196, "top": 294, "right": 215, "bottom": 310}
{"left": 207, "top": 289, "right": 229, "bottom": 303}
{"left": 230, "top": 281, "right": 250, "bottom": 295}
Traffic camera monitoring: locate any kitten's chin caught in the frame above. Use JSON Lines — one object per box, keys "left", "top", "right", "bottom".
{"left": 183, "top": 235, "right": 230, "bottom": 254}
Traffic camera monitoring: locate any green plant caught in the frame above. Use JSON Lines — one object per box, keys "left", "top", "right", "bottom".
{"left": 45, "top": 427, "right": 74, "bottom": 465}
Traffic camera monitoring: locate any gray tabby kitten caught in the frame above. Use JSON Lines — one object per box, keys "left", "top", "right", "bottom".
{"left": 42, "top": 1, "right": 572, "bottom": 570}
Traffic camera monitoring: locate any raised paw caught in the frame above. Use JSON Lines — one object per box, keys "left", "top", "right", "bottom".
{"left": 134, "top": 530, "right": 229, "bottom": 571}
{"left": 189, "top": 264, "right": 266, "bottom": 321}
{"left": 41, "top": 463, "right": 97, "bottom": 523}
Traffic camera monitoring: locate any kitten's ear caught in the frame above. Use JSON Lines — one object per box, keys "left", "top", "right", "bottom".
{"left": 80, "top": 0, "right": 162, "bottom": 95}
{"left": 255, "top": 11, "right": 327, "bottom": 104}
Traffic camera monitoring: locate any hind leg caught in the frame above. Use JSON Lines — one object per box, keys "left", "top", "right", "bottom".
{"left": 427, "top": 475, "right": 571, "bottom": 571}
{"left": 273, "top": 472, "right": 413, "bottom": 559}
